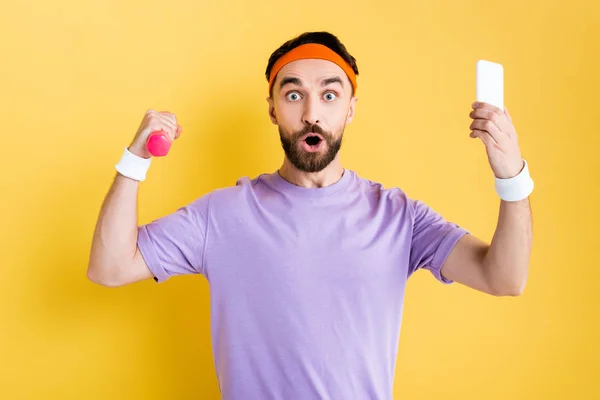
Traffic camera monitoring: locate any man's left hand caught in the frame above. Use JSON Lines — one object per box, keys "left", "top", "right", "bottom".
{"left": 469, "top": 102, "right": 524, "bottom": 179}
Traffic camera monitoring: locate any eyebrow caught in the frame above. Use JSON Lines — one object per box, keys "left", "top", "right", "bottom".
{"left": 279, "top": 76, "right": 345, "bottom": 92}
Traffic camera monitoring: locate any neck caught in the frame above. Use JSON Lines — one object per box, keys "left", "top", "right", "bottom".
{"left": 278, "top": 156, "right": 344, "bottom": 188}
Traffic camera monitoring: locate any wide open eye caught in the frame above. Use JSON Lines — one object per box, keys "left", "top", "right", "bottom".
{"left": 324, "top": 92, "right": 337, "bottom": 101}
{"left": 286, "top": 92, "right": 301, "bottom": 101}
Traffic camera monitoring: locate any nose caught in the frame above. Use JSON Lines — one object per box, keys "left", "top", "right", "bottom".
{"left": 302, "top": 96, "right": 321, "bottom": 126}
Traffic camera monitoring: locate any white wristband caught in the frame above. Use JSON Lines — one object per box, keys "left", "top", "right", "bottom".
{"left": 115, "top": 147, "right": 151, "bottom": 181}
{"left": 494, "top": 159, "right": 534, "bottom": 201}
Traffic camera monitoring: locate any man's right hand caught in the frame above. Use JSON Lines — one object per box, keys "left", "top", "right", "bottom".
{"left": 128, "top": 109, "right": 183, "bottom": 158}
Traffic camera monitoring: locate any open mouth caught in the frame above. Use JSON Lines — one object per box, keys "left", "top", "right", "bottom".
{"left": 304, "top": 135, "right": 322, "bottom": 146}
{"left": 300, "top": 134, "right": 324, "bottom": 153}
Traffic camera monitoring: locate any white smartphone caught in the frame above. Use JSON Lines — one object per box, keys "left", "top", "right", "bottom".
{"left": 476, "top": 60, "right": 504, "bottom": 110}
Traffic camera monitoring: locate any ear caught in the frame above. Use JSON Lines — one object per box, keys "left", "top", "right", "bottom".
{"left": 345, "top": 96, "right": 358, "bottom": 124}
{"left": 266, "top": 96, "right": 278, "bottom": 125}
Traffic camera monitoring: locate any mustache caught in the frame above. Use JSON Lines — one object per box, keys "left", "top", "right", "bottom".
{"left": 293, "top": 124, "right": 329, "bottom": 138}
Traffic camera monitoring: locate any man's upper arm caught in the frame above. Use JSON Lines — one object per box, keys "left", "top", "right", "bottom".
{"left": 440, "top": 234, "right": 495, "bottom": 295}
{"left": 136, "top": 194, "right": 210, "bottom": 284}
{"left": 115, "top": 246, "right": 156, "bottom": 286}
{"left": 407, "top": 197, "right": 499, "bottom": 295}
{"left": 408, "top": 199, "right": 469, "bottom": 283}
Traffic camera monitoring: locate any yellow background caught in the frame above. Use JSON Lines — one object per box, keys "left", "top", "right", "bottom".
{"left": 1, "top": 0, "right": 598, "bottom": 398}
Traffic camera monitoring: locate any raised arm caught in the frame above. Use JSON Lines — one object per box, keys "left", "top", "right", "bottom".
{"left": 440, "top": 102, "right": 534, "bottom": 296}
{"left": 87, "top": 110, "right": 182, "bottom": 287}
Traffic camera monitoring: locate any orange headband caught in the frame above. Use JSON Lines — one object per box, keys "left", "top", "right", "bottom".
{"left": 268, "top": 43, "right": 357, "bottom": 95}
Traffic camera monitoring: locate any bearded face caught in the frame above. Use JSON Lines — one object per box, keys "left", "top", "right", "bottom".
{"left": 267, "top": 59, "right": 357, "bottom": 173}
{"left": 278, "top": 123, "right": 344, "bottom": 173}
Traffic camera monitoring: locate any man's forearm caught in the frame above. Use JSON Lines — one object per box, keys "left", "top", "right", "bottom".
{"left": 87, "top": 173, "right": 140, "bottom": 285}
{"left": 483, "top": 197, "right": 533, "bottom": 295}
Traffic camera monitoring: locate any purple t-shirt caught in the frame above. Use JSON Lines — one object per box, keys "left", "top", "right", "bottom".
{"left": 137, "top": 169, "right": 468, "bottom": 399}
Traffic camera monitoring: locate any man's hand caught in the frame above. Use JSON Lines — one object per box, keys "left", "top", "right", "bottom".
{"left": 469, "top": 102, "right": 524, "bottom": 179}
{"left": 128, "top": 110, "right": 183, "bottom": 159}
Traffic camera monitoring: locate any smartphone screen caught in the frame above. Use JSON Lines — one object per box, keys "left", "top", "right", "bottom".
{"left": 476, "top": 60, "right": 504, "bottom": 111}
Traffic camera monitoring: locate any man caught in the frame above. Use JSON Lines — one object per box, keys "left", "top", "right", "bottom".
{"left": 88, "top": 31, "right": 533, "bottom": 399}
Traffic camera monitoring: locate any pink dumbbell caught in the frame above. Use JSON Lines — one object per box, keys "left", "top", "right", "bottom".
{"left": 146, "top": 130, "right": 171, "bottom": 157}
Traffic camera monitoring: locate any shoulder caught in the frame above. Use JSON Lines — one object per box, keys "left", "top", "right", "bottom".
{"left": 208, "top": 172, "right": 273, "bottom": 201}
{"left": 189, "top": 172, "right": 275, "bottom": 214}
{"left": 351, "top": 170, "right": 416, "bottom": 213}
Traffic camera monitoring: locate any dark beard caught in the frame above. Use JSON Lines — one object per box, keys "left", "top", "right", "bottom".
{"left": 279, "top": 124, "right": 344, "bottom": 173}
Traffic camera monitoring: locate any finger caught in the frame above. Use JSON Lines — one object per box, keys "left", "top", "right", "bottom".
{"left": 154, "top": 115, "right": 178, "bottom": 137}
{"left": 469, "top": 107, "right": 510, "bottom": 133}
{"left": 469, "top": 118, "right": 504, "bottom": 144}
{"left": 159, "top": 113, "right": 182, "bottom": 140}
{"left": 472, "top": 101, "right": 503, "bottom": 115}
{"left": 504, "top": 106, "right": 512, "bottom": 123}
{"left": 469, "top": 107, "right": 502, "bottom": 122}
{"left": 155, "top": 112, "right": 177, "bottom": 130}
{"left": 146, "top": 110, "right": 177, "bottom": 129}
{"left": 146, "top": 119, "right": 177, "bottom": 141}
{"left": 470, "top": 129, "right": 498, "bottom": 148}
{"left": 158, "top": 111, "right": 177, "bottom": 126}
{"left": 162, "top": 124, "right": 177, "bottom": 142}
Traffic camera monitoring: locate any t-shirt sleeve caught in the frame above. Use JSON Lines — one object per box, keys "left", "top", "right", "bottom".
{"left": 137, "top": 193, "right": 210, "bottom": 283}
{"left": 408, "top": 198, "right": 469, "bottom": 284}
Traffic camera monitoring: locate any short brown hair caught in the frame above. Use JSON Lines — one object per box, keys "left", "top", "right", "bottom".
{"left": 265, "top": 31, "right": 359, "bottom": 97}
